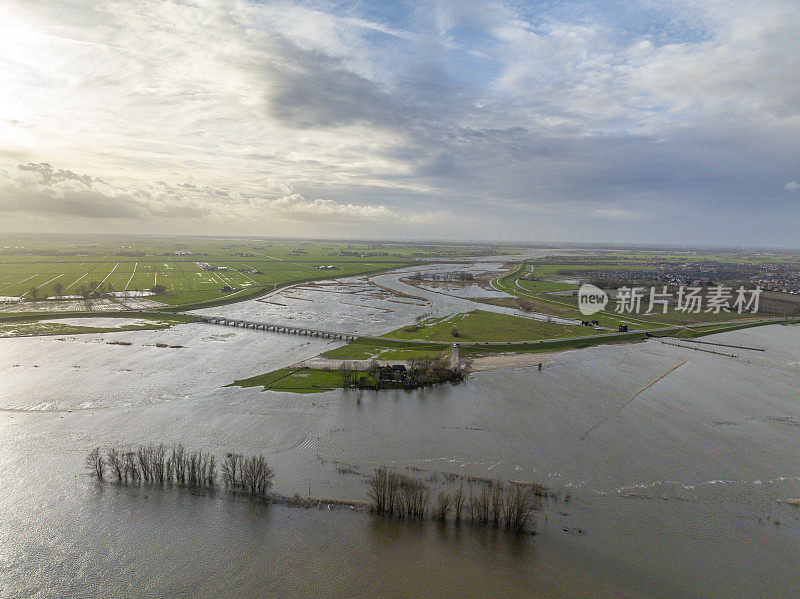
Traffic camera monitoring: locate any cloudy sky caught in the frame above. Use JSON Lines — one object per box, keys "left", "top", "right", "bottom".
{"left": 1, "top": 0, "right": 799, "bottom": 246}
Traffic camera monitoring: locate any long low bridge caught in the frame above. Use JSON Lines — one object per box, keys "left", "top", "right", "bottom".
{"left": 196, "top": 315, "right": 358, "bottom": 342}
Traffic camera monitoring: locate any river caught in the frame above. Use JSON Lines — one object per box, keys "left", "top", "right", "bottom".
{"left": 1, "top": 303, "right": 799, "bottom": 596}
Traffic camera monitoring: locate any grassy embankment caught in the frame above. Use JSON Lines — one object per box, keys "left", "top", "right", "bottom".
{"left": 228, "top": 367, "right": 361, "bottom": 393}
{"left": 381, "top": 309, "right": 602, "bottom": 342}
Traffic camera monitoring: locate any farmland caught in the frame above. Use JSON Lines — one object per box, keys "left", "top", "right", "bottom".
{"left": 0, "top": 235, "right": 510, "bottom": 314}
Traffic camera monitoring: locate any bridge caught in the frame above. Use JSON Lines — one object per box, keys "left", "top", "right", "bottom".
{"left": 196, "top": 315, "right": 358, "bottom": 341}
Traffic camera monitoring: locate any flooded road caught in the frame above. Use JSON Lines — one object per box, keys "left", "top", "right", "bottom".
{"left": 1, "top": 298, "right": 799, "bottom": 596}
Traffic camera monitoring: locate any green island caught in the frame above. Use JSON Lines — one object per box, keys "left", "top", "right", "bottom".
{"left": 229, "top": 356, "right": 466, "bottom": 393}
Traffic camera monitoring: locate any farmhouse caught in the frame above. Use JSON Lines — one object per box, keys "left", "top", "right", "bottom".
{"left": 378, "top": 365, "right": 407, "bottom": 382}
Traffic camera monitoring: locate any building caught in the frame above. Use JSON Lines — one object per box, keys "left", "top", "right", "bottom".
{"left": 378, "top": 365, "right": 407, "bottom": 382}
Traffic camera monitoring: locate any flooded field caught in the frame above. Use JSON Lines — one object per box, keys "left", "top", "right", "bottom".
{"left": 193, "top": 262, "right": 577, "bottom": 339}
{"left": 1, "top": 273, "right": 799, "bottom": 596}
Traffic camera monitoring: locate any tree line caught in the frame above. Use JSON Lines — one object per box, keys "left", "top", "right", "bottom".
{"left": 86, "top": 448, "right": 538, "bottom": 534}
{"left": 86, "top": 444, "right": 274, "bottom": 499}
{"left": 367, "top": 467, "right": 537, "bottom": 532}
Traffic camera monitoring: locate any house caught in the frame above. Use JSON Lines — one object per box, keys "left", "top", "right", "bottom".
{"left": 378, "top": 364, "right": 407, "bottom": 382}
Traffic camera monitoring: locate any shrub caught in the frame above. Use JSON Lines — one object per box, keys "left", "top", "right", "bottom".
{"left": 434, "top": 491, "right": 452, "bottom": 521}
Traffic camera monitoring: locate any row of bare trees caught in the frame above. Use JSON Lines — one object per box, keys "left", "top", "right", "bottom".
{"left": 368, "top": 468, "right": 537, "bottom": 532}
{"left": 86, "top": 446, "right": 273, "bottom": 500}
{"left": 221, "top": 453, "right": 274, "bottom": 499}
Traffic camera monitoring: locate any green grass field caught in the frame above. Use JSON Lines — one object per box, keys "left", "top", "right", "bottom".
{"left": 0, "top": 235, "right": 515, "bottom": 313}
{"left": 228, "top": 367, "right": 371, "bottom": 393}
{"left": 381, "top": 309, "right": 601, "bottom": 342}
{"left": 516, "top": 279, "right": 578, "bottom": 293}
{"left": 322, "top": 337, "right": 448, "bottom": 360}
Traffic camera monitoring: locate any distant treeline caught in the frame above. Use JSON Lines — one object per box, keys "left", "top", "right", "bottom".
{"left": 367, "top": 467, "right": 538, "bottom": 533}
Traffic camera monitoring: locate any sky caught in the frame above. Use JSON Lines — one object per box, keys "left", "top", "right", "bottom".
{"left": 1, "top": 0, "right": 799, "bottom": 246}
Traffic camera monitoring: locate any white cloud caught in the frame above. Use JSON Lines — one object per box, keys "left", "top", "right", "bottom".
{"left": 0, "top": 160, "right": 435, "bottom": 226}
{"left": 591, "top": 207, "right": 641, "bottom": 220}
{"left": 0, "top": 0, "right": 798, "bottom": 244}
{"left": 256, "top": 193, "right": 400, "bottom": 223}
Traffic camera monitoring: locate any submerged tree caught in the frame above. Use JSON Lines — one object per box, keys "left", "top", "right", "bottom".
{"left": 452, "top": 485, "right": 465, "bottom": 523}
{"left": 240, "top": 455, "right": 274, "bottom": 498}
{"left": 503, "top": 484, "right": 536, "bottom": 532}
{"left": 106, "top": 448, "right": 123, "bottom": 481}
{"left": 222, "top": 453, "right": 243, "bottom": 489}
{"left": 368, "top": 467, "right": 390, "bottom": 513}
{"left": 85, "top": 447, "right": 104, "bottom": 480}
{"left": 434, "top": 491, "right": 452, "bottom": 521}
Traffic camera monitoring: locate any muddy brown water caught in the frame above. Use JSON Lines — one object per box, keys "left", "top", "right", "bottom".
{"left": 1, "top": 323, "right": 799, "bottom": 597}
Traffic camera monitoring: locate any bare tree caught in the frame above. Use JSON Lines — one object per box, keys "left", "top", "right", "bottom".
{"left": 490, "top": 481, "right": 505, "bottom": 525}
{"left": 86, "top": 447, "right": 104, "bottom": 480}
{"left": 337, "top": 362, "right": 354, "bottom": 387}
{"left": 222, "top": 453, "right": 243, "bottom": 488}
{"left": 366, "top": 359, "right": 381, "bottom": 382}
{"left": 241, "top": 455, "right": 274, "bottom": 498}
{"left": 452, "top": 485, "right": 465, "bottom": 523}
{"left": 106, "top": 448, "right": 123, "bottom": 481}
{"left": 434, "top": 491, "right": 452, "bottom": 521}
{"left": 503, "top": 484, "right": 536, "bottom": 532}
{"left": 368, "top": 467, "right": 389, "bottom": 513}
{"left": 399, "top": 476, "right": 429, "bottom": 519}
{"left": 386, "top": 470, "right": 400, "bottom": 514}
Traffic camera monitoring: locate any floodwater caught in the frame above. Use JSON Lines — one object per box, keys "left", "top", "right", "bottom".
{"left": 193, "top": 261, "right": 577, "bottom": 337}
{"left": 1, "top": 285, "right": 800, "bottom": 596}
